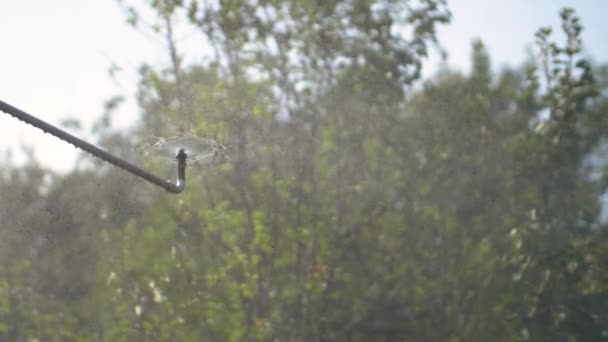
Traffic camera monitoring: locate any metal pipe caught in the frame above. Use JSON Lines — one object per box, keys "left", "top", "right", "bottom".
{"left": 0, "top": 100, "right": 186, "bottom": 193}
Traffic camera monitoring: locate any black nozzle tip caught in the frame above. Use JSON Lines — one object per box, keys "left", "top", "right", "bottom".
{"left": 177, "top": 148, "right": 187, "bottom": 163}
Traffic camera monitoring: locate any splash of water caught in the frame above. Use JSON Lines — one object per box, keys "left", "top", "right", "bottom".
{"left": 137, "top": 132, "right": 228, "bottom": 166}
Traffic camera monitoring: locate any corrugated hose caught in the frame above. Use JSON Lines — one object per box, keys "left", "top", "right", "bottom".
{"left": 0, "top": 100, "right": 186, "bottom": 193}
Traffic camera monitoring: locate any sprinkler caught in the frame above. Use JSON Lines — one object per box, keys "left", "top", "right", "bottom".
{"left": 0, "top": 100, "right": 187, "bottom": 194}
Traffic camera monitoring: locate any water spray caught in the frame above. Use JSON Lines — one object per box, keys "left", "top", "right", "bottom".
{"left": 0, "top": 100, "right": 187, "bottom": 194}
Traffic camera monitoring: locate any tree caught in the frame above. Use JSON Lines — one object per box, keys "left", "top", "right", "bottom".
{"left": 1, "top": 3, "right": 608, "bottom": 341}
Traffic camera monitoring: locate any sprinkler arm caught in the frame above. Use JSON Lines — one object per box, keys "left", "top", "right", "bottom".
{"left": 174, "top": 149, "right": 187, "bottom": 193}
{"left": 0, "top": 100, "right": 187, "bottom": 194}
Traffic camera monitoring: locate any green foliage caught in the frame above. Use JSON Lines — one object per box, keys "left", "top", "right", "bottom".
{"left": 1, "top": 4, "right": 608, "bottom": 341}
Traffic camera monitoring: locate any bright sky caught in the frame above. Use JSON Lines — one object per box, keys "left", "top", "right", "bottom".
{"left": 1, "top": 0, "right": 607, "bottom": 172}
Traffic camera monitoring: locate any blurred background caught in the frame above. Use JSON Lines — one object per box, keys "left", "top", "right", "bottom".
{"left": 1, "top": 0, "right": 608, "bottom": 340}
